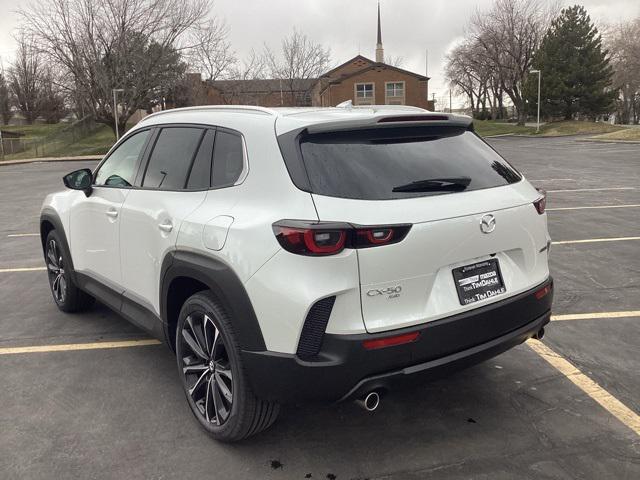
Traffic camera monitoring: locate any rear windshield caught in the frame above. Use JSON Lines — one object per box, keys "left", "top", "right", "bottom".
{"left": 295, "top": 126, "right": 521, "bottom": 200}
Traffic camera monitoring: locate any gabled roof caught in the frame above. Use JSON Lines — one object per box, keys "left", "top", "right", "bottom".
{"left": 329, "top": 62, "right": 430, "bottom": 84}
{"left": 319, "top": 55, "right": 376, "bottom": 79}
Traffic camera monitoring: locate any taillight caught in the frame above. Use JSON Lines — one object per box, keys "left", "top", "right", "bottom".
{"left": 534, "top": 188, "right": 546, "bottom": 214}
{"left": 273, "top": 221, "right": 411, "bottom": 256}
{"left": 275, "top": 226, "right": 346, "bottom": 256}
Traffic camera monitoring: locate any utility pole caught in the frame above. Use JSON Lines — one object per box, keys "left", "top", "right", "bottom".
{"left": 530, "top": 70, "right": 541, "bottom": 133}
{"left": 449, "top": 89, "right": 452, "bottom": 113}
{"left": 112, "top": 88, "right": 124, "bottom": 140}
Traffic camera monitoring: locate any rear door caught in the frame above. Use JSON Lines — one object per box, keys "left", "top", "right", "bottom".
{"left": 119, "top": 126, "right": 212, "bottom": 320}
{"left": 298, "top": 126, "right": 550, "bottom": 332}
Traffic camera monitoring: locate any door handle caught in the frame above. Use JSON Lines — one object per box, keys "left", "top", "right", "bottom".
{"left": 106, "top": 209, "right": 118, "bottom": 219}
{"left": 158, "top": 221, "right": 173, "bottom": 233}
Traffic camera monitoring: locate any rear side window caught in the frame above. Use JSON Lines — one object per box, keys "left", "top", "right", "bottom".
{"left": 187, "top": 129, "right": 214, "bottom": 190}
{"left": 212, "top": 130, "right": 244, "bottom": 188}
{"left": 295, "top": 126, "right": 521, "bottom": 200}
{"left": 143, "top": 127, "right": 204, "bottom": 190}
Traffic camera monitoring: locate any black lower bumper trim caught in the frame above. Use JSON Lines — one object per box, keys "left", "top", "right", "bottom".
{"left": 338, "top": 311, "right": 548, "bottom": 402}
{"left": 243, "top": 278, "right": 553, "bottom": 404}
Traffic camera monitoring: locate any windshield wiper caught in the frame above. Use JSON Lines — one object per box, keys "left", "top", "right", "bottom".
{"left": 392, "top": 176, "right": 472, "bottom": 193}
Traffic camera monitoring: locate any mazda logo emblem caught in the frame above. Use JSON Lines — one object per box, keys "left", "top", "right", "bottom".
{"left": 480, "top": 214, "right": 496, "bottom": 234}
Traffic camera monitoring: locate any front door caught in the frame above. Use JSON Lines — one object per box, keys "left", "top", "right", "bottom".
{"left": 68, "top": 129, "right": 151, "bottom": 289}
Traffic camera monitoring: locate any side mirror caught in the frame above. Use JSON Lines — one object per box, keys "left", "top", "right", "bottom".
{"left": 63, "top": 168, "right": 93, "bottom": 197}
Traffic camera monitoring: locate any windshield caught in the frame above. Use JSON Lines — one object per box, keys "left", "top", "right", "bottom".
{"left": 296, "top": 126, "right": 521, "bottom": 200}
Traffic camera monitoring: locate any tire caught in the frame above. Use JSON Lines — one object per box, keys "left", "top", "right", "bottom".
{"left": 44, "top": 230, "right": 94, "bottom": 313}
{"left": 176, "top": 291, "right": 280, "bottom": 442}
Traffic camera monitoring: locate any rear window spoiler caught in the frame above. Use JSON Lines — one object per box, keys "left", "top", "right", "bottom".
{"left": 305, "top": 114, "right": 473, "bottom": 134}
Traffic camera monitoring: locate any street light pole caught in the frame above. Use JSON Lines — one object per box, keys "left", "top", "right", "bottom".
{"left": 112, "top": 88, "right": 124, "bottom": 140}
{"left": 530, "top": 70, "right": 541, "bottom": 133}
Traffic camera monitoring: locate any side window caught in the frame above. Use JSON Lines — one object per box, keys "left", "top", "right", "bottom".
{"left": 143, "top": 127, "right": 204, "bottom": 190}
{"left": 186, "top": 130, "right": 214, "bottom": 190}
{"left": 94, "top": 130, "right": 150, "bottom": 187}
{"left": 212, "top": 130, "right": 244, "bottom": 188}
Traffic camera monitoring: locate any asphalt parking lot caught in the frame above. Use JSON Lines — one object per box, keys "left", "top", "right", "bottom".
{"left": 1, "top": 136, "right": 639, "bottom": 479}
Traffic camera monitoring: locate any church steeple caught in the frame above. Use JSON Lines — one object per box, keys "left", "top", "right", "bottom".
{"left": 376, "top": 2, "right": 384, "bottom": 63}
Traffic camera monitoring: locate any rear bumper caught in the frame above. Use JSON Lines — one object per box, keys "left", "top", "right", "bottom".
{"left": 242, "top": 278, "right": 553, "bottom": 403}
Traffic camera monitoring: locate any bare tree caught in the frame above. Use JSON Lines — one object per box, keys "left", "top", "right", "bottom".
{"left": 0, "top": 71, "right": 12, "bottom": 125}
{"left": 19, "top": 0, "right": 210, "bottom": 135}
{"left": 445, "top": 40, "right": 492, "bottom": 118}
{"left": 8, "top": 36, "right": 46, "bottom": 124}
{"left": 606, "top": 17, "right": 640, "bottom": 124}
{"left": 385, "top": 55, "right": 405, "bottom": 68}
{"left": 186, "top": 18, "right": 237, "bottom": 81}
{"left": 470, "top": 0, "right": 557, "bottom": 125}
{"left": 264, "top": 29, "right": 331, "bottom": 106}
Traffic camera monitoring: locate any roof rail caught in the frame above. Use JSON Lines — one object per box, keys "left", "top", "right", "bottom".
{"left": 140, "top": 105, "right": 279, "bottom": 123}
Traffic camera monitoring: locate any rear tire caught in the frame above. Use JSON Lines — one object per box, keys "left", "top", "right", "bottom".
{"left": 176, "top": 291, "right": 280, "bottom": 442}
{"left": 44, "top": 230, "right": 94, "bottom": 313}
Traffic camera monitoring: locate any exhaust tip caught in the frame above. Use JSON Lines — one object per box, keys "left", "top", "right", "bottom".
{"left": 357, "top": 391, "right": 380, "bottom": 411}
{"left": 533, "top": 327, "right": 545, "bottom": 340}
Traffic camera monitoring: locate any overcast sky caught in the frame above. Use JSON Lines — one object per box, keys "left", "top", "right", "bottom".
{"left": 1, "top": 0, "right": 638, "bottom": 107}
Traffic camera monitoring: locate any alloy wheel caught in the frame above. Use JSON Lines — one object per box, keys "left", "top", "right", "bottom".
{"left": 46, "top": 239, "right": 67, "bottom": 303}
{"left": 180, "top": 312, "right": 234, "bottom": 425}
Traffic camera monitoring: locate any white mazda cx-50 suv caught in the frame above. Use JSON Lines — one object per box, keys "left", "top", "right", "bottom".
{"left": 40, "top": 105, "right": 553, "bottom": 442}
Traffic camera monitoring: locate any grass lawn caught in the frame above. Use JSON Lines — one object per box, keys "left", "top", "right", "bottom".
{"left": 2, "top": 123, "right": 118, "bottom": 161}
{"left": 44, "top": 125, "right": 116, "bottom": 157}
{"left": 473, "top": 121, "right": 535, "bottom": 137}
{"left": 1, "top": 123, "right": 68, "bottom": 138}
{"left": 538, "top": 120, "right": 623, "bottom": 136}
{"left": 588, "top": 126, "right": 640, "bottom": 142}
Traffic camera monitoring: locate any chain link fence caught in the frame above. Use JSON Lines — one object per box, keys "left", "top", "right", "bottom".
{"left": 0, "top": 116, "right": 104, "bottom": 160}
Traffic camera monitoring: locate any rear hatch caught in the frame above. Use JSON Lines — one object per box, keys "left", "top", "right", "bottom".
{"left": 294, "top": 123, "right": 550, "bottom": 333}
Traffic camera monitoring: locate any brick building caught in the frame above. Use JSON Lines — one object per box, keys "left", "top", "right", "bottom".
{"left": 197, "top": 3, "right": 431, "bottom": 110}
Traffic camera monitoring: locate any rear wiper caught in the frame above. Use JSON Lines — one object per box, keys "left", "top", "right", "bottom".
{"left": 392, "top": 177, "right": 472, "bottom": 193}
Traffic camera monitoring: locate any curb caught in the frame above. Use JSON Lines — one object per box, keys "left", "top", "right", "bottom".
{"left": 581, "top": 138, "right": 640, "bottom": 144}
{"left": 0, "top": 155, "right": 103, "bottom": 166}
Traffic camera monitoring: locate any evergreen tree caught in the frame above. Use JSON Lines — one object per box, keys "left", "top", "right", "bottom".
{"left": 527, "top": 5, "right": 615, "bottom": 120}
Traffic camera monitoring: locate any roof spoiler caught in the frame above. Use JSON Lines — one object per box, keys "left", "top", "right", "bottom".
{"left": 306, "top": 113, "right": 473, "bottom": 134}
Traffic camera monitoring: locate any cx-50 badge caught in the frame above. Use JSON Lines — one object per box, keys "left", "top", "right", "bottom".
{"left": 480, "top": 214, "right": 496, "bottom": 234}
{"left": 367, "top": 286, "right": 402, "bottom": 298}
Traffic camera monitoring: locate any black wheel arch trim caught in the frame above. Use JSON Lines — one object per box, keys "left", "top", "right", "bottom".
{"left": 39, "top": 209, "right": 77, "bottom": 283}
{"left": 160, "top": 250, "right": 266, "bottom": 352}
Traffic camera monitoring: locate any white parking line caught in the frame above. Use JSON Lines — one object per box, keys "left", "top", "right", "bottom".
{"left": 0, "top": 339, "right": 162, "bottom": 355}
{"left": 6, "top": 233, "right": 39, "bottom": 238}
{"left": 552, "top": 236, "right": 640, "bottom": 245}
{"left": 547, "top": 187, "right": 636, "bottom": 193}
{"left": 552, "top": 311, "right": 640, "bottom": 321}
{"left": 528, "top": 339, "right": 640, "bottom": 436}
{"left": 547, "top": 204, "right": 640, "bottom": 211}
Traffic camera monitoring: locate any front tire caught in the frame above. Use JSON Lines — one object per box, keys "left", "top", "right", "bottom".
{"left": 44, "top": 230, "right": 94, "bottom": 313}
{"left": 176, "top": 291, "right": 280, "bottom": 442}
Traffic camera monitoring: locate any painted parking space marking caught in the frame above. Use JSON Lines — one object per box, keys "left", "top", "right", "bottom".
{"left": 547, "top": 187, "right": 636, "bottom": 193}
{"left": 0, "top": 339, "right": 162, "bottom": 356}
{"left": 552, "top": 310, "right": 640, "bottom": 321}
{"left": 0, "top": 267, "right": 47, "bottom": 273}
{"left": 547, "top": 204, "right": 640, "bottom": 211}
{"left": 552, "top": 236, "right": 640, "bottom": 245}
{"left": 528, "top": 339, "right": 640, "bottom": 436}
{"left": 6, "top": 233, "right": 39, "bottom": 237}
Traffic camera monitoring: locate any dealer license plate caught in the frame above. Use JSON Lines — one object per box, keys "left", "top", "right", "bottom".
{"left": 452, "top": 259, "right": 506, "bottom": 306}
